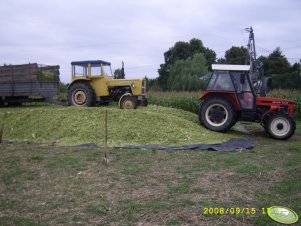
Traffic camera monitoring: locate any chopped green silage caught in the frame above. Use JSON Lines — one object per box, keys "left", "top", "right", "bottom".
{"left": 0, "top": 105, "right": 235, "bottom": 146}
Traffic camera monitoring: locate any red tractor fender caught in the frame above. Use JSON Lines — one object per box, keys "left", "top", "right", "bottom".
{"left": 199, "top": 90, "right": 241, "bottom": 110}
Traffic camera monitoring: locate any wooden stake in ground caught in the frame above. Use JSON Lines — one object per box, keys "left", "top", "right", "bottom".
{"left": 103, "top": 110, "right": 109, "bottom": 164}
{"left": 0, "top": 124, "right": 4, "bottom": 144}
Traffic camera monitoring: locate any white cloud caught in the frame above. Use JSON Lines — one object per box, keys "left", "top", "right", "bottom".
{"left": 1, "top": 0, "right": 301, "bottom": 82}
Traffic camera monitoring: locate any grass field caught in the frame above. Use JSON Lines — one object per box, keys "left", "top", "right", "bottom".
{"left": 0, "top": 105, "right": 300, "bottom": 225}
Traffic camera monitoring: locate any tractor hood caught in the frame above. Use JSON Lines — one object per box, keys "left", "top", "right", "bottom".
{"left": 256, "top": 96, "right": 295, "bottom": 115}
{"left": 256, "top": 96, "right": 295, "bottom": 105}
{"left": 107, "top": 78, "right": 144, "bottom": 86}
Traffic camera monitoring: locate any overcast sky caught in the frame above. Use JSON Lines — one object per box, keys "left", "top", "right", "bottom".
{"left": 1, "top": 0, "right": 300, "bottom": 83}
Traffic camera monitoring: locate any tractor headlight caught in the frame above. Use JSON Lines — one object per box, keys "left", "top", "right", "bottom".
{"left": 131, "top": 83, "right": 135, "bottom": 88}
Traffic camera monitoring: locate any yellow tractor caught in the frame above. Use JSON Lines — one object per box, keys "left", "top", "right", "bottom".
{"left": 67, "top": 60, "right": 147, "bottom": 109}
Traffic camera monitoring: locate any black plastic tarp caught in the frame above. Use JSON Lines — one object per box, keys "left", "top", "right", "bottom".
{"left": 77, "top": 138, "right": 255, "bottom": 152}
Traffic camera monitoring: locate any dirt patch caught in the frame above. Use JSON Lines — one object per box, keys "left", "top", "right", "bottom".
{"left": 189, "top": 170, "right": 261, "bottom": 204}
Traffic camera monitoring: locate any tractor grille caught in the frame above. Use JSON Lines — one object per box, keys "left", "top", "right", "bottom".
{"left": 280, "top": 105, "right": 288, "bottom": 112}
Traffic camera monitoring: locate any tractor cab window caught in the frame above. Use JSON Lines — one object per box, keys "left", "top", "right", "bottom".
{"left": 90, "top": 64, "right": 101, "bottom": 76}
{"left": 73, "top": 65, "right": 88, "bottom": 77}
{"left": 207, "top": 71, "right": 235, "bottom": 91}
{"left": 231, "top": 72, "right": 252, "bottom": 93}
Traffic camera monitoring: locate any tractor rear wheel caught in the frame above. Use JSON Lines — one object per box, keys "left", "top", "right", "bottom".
{"left": 264, "top": 113, "right": 295, "bottom": 139}
{"left": 120, "top": 96, "right": 137, "bottom": 109}
{"left": 199, "top": 97, "right": 237, "bottom": 132}
{"left": 67, "top": 82, "right": 96, "bottom": 107}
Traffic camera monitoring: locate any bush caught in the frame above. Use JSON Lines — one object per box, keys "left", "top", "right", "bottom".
{"left": 54, "top": 93, "right": 67, "bottom": 103}
{"left": 59, "top": 82, "right": 68, "bottom": 93}
{"left": 271, "top": 73, "right": 301, "bottom": 89}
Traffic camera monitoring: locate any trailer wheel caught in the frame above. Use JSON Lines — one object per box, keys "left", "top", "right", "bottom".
{"left": 67, "top": 82, "right": 96, "bottom": 107}
{"left": 199, "top": 97, "right": 236, "bottom": 132}
{"left": 120, "top": 95, "right": 137, "bottom": 109}
{"left": 264, "top": 113, "right": 295, "bottom": 139}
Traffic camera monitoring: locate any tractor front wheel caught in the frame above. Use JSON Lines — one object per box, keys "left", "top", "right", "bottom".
{"left": 67, "top": 82, "right": 96, "bottom": 107}
{"left": 120, "top": 95, "right": 137, "bottom": 109}
{"left": 264, "top": 113, "right": 295, "bottom": 139}
{"left": 199, "top": 97, "right": 236, "bottom": 132}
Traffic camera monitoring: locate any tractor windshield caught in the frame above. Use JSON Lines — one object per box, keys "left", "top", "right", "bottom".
{"left": 207, "top": 71, "right": 235, "bottom": 91}
{"left": 102, "top": 64, "right": 113, "bottom": 77}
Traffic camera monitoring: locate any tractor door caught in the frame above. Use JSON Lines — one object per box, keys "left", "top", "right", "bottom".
{"left": 231, "top": 72, "right": 256, "bottom": 120}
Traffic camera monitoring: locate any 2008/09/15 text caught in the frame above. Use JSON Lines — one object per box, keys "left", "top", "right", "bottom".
{"left": 203, "top": 207, "right": 269, "bottom": 215}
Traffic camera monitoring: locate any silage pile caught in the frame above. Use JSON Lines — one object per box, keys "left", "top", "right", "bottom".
{"left": 0, "top": 106, "right": 236, "bottom": 146}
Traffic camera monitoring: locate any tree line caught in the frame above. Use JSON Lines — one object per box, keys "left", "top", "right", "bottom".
{"left": 145, "top": 38, "right": 301, "bottom": 91}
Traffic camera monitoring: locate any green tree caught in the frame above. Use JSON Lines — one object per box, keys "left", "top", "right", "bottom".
{"left": 224, "top": 46, "right": 248, "bottom": 64}
{"left": 256, "top": 55, "right": 269, "bottom": 74}
{"left": 113, "top": 68, "right": 125, "bottom": 79}
{"left": 167, "top": 53, "right": 209, "bottom": 91}
{"left": 255, "top": 50, "right": 300, "bottom": 90}
{"left": 144, "top": 76, "right": 160, "bottom": 91}
{"left": 291, "top": 62, "right": 301, "bottom": 74}
{"left": 267, "top": 47, "right": 290, "bottom": 75}
{"left": 271, "top": 73, "right": 301, "bottom": 89}
{"left": 189, "top": 38, "right": 216, "bottom": 66}
{"left": 158, "top": 38, "right": 216, "bottom": 90}
{"left": 216, "top": 57, "right": 226, "bottom": 64}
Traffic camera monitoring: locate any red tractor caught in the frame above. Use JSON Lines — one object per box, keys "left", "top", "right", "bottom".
{"left": 199, "top": 64, "right": 296, "bottom": 139}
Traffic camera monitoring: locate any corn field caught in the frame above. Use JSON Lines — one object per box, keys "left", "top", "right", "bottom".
{"left": 147, "top": 91, "right": 201, "bottom": 114}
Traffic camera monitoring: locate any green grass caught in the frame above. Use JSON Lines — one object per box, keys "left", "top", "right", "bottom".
{"left": 0, "top": 103, "right": 300, "bottom": 225}
{"left": 0, "top": 216, "right": 43, "bottom": 226}
{"left": 0, "top": 121, "right": 300, "bottom": 225}
{"left": 86, "top": 205, "right": 109, "bottom": 214}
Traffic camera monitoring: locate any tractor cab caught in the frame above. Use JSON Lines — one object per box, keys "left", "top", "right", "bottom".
{"left": 71, "top": 60, "right": 113, "bottom": 79}
{"left": 199, "top": 64, "right": 295, "bottom": 139}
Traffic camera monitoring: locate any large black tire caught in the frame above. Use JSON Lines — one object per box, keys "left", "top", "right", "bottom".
{"left": 67, "top": 82, "right": 96, "bottom": 107}
{"left": 120, "top": 96, "right": 137, "bottom": 109}
{"left": 264, "top": 113, "right": 295, "bottom": 140}
{"left": 199, "top": 97, "right": 237, "bottom": 132}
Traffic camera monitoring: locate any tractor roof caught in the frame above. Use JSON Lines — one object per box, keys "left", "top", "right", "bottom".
{"left": 212, "top": 64, "right": 250, "bottom": 71}
{"left": 71, "top": 60, "right": 111, "bottom": 66}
